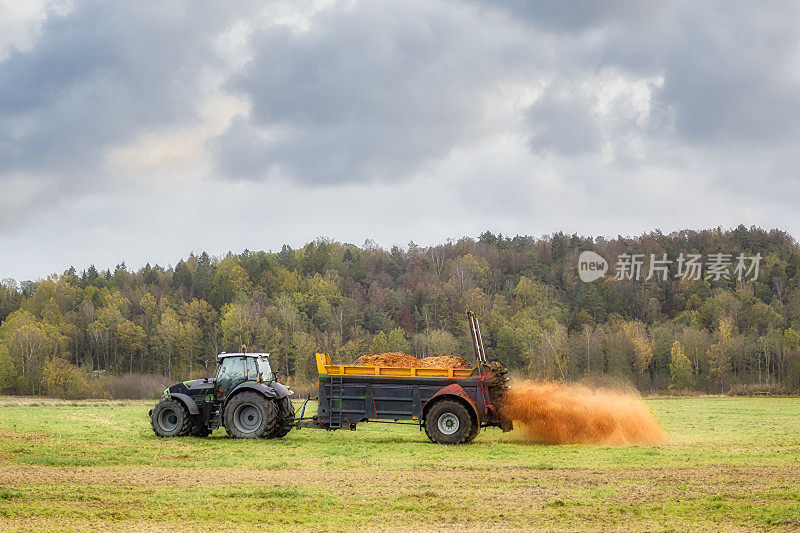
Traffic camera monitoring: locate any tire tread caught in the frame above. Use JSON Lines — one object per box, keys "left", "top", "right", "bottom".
{"left": 424, "top": 399, "right": 474, "bottom": 445}
{"left": 223, "top": 392, "right": 276, "bottom": 438}
{"left": 150, "top": 398, "right": 192, "bottom": 438}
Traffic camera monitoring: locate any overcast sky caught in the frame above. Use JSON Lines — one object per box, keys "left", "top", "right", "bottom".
{"left": 1, "top": 0, "right": 799, "bottom": 281}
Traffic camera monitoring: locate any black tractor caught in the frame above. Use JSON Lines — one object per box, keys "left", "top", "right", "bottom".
{"left": 149, "top": 352, "right": 295, "bottom": 439}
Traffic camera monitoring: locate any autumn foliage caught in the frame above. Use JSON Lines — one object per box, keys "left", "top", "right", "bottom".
{"left": 2, "top": 227, "right": 800, "bottom": 397}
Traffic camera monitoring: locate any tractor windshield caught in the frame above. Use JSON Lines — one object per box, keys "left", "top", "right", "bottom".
{"left": 258, "top": 356, "right": 273, "bottom": 384}
{"left": 216, "top": 356, "right": 250, "bottom": 398}
{"left": 218, "top": 356, "right": 245, "bottom": 380}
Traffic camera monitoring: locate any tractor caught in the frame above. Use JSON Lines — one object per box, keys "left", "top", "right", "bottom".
{"left": 149, "top": 351, "right": 294, "bottom": 438}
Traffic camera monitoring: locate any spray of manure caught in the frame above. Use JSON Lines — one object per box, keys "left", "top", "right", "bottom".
{"left": 502, "top": 381, "right": 666, "bottom": 445}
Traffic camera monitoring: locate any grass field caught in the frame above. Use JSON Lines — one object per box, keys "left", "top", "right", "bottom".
{"left": 1, "top": 396, "right": 799, "bottom": 531}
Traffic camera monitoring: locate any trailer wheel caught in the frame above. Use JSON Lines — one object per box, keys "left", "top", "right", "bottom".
{"left": 424, "top": 399, "right": 473, "bottom": 444}
{"left": 150, "top": 398, "right": 192, "bottom": 438}
{"left": 466, "top": 420, "right": 480, "bottom": 442}
{"left": 223, "top": 392, "right": 277, "bottom": 438}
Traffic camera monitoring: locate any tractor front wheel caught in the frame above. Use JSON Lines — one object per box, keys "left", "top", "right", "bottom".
{"left": 424, "top": 399, "right": 474, "bottom": 445}
{"left": 223, "top": 392, "right": 277, "bottom": 438}
{"left": 151, "top": 398, "right": 192, "bottom": 437}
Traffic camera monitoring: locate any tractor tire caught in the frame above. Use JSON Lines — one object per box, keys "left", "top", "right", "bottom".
{"left": 266, "top": 397, "right": 295, "bottom": 439}
{"left": 223, "top": 392, "right": 277, "bottom": 439}
{"left": 424, "top": 399, "right": 474, "bottom": 445}
{"left": 151, "top": 398, "right": 193, "bottom": 438}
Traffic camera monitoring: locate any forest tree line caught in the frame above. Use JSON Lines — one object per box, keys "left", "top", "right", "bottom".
{"left": 2, "top": 225, "right": 800, "bottom": 397}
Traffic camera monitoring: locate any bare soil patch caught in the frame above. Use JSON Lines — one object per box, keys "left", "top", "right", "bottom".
{"left": 1, "top": 463, "right": 796, "bottom": 489}
{"left": 0, "top": 397, "right": 151, "bottom": 407}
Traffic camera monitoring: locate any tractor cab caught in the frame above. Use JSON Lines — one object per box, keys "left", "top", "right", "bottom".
{"left": 215, "top": 352, "right": 273, "bottom": 400}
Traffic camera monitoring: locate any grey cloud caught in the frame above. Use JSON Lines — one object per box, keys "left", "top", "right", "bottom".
{"left": 212, "top": 1, "right": 540, "bottom": 184}
{"left": 511, "top": 1, "right": 800, "bottom": 157}
{"left": 527, "top": 88, "right": 602, "bottom": 156}
{"left": 483, "top": 0, "right": 661, "bottom": 32}
{"left": 0, "top": 1, "right": 255, "bottom": 229}
{"left": 657, "top": 4, "right": 800, "bottom": 144}
{"left": 216, "top": 0, "right": 800, "bottom": 186}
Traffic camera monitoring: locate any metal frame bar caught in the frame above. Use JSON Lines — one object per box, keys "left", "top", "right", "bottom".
{"left": 468, "top": 311, "right": 488, "bottom": 366}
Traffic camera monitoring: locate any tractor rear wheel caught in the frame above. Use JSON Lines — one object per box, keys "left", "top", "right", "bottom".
{"left": 424, "top": 399, "right": 474, "bottom": 445}
{"left": 223, "top": 392, "right": 277, "bottom": 438}
{"left": 266, "top": 397, "right": 295, "bottom": 439}
{"left": 151, "top": 398, "right": 192, "bottom": 437}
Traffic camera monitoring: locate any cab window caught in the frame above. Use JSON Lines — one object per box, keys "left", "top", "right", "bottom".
{"left": 245, "top": 357, "right": 258, "bottom": 381}
{"left": 216, "top": 357, "right": 247, "bottom": 398}
{"left": 218, "top": 356, "right": 245, "bottom": 379}
{"left": 258, "top": 357, "right": 273, "bottom": 383}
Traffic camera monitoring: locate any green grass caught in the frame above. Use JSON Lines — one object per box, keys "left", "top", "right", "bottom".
{"left": 1, "top": 396, "right": 799, "bottom": 531}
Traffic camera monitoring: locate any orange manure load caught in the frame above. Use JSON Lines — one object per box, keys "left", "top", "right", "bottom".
{"left": 355, "top": 352, "right": 471, "bottom": 369}
{"left": 419, "top": 355, "right": 472, "bottom": 369}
